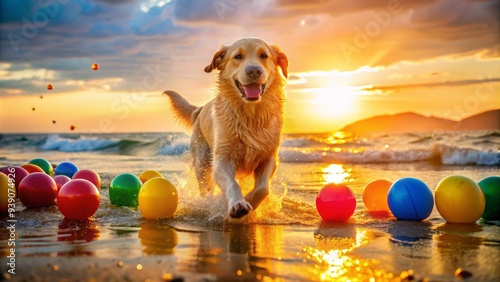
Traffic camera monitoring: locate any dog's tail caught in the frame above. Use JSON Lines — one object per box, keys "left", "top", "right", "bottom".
{"left": 163, "top": 90, "right": 199, "bottom": 128}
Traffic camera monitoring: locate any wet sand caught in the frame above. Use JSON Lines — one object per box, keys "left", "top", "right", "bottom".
{"left": 1, "top": 162, "right": 499, "bottom": 281}
{"left": 2, "top": 205, "right": 500, "bottom": 281}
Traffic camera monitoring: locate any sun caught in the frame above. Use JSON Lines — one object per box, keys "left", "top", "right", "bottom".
{"left": 284, "top": 78, "right": 363, "bottom": 132}
{"left": 307, "top": 85, "right": 358, "bottom": 117}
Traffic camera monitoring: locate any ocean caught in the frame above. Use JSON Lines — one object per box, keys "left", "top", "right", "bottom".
{"left": 1, "top": 130, "right": 499, "bottom": 281}
{"left": 2, "top": 130, "right": 498, "bottom": 167}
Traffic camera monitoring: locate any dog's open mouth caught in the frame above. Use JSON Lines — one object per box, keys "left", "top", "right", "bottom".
{"left": 235, "top": 80, "right": 265, "bottom": 101}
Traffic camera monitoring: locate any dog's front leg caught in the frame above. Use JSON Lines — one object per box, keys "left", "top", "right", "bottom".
{"left": 213, "top": 160, "right": 253, "bottom": 218}
{"left": 245, "top": 157, "right": 276, "bottom": 209}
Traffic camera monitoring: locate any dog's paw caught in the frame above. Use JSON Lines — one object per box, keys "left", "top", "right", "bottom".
{"left": 228, "top": 200, "right": 253, "bottom": 218}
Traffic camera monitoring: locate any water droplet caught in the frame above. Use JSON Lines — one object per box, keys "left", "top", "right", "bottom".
{"left": 162, "top": 271, "right": 173, "bottom": 281}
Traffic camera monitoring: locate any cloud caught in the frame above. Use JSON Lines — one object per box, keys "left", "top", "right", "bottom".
{"left": 172, "top": 0, "right": 274, "bottom": 24}
{"left": 275, "top": 0, "right": 438, "bottom": 16}
{"left": 407, "top": 0, "right": 499, "bottom": 51}
{"left": 362, "top": 77, "right": 500, "bottom": 94}
{"left": 0, "top": 0, "right": 198, "bottom": 96}
{"left": 0, "top": 0, "right": 498, "bottom": 98}
{"left": 287, "top": 0, "right": 498, "bottom": 70}
{"left": 94, "top": 0, "right": 137, "bottom": 5}
{"left": 287, "top": 74, "right": 307, "bottom": 85}
{"left": 281, "top": 0, "right": 498, "bottom": 69}
{"left": 29, "top": 58, "right": 92, "bottom": 71}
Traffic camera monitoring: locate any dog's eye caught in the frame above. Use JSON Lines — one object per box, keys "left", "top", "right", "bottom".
{"left": 234, "top": 54, "right": 242, "bottom": 60}
{"left": 260, "top": 53, "right": 268, "bottom": 59}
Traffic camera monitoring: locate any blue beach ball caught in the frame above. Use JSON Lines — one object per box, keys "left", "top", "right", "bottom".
{"left": 387, "top": 178, "right": 434, "bottom": 221}
{"left": 55, "top": 162, "right": 79, "bottom": 178}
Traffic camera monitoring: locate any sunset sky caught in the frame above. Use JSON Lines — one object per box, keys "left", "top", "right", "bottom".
{"left": 0, "top": 0, "right": 499, "bottom": 133}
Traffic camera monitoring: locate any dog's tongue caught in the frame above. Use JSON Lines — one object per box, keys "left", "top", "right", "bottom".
{"left": 243, "top": 83, "right": 262, "bottom": 99}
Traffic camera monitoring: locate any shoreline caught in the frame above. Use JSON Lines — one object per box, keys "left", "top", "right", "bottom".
{"left": 2, "top": 203, "right": 500, "bottom": 281}
{"left": 1, "top": 131, "right": 499, "bottom": 281}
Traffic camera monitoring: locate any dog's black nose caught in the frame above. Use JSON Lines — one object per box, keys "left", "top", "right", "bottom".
{"left": 246, "top": 66, "right": 263, "bottom": 79}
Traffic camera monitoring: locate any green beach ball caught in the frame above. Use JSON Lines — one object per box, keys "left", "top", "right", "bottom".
{"left": 29, "top": 158, "right": 53, "bottom": 175}
{"left": 478, "top": 176, "right": 500, "bottom": 221}
{"left": 109, "top": 173, "right": 142, "bottom": 207}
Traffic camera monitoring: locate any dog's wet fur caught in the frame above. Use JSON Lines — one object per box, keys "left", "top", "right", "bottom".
{"left": 164, "top": 38, "right": 288, "bottom": 218}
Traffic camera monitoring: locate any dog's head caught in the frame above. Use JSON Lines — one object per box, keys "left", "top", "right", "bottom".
{"left": 204, "top": 38, "right": 288, "bottom": 102}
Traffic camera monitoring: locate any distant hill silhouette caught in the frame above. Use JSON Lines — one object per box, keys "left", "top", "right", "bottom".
{"left": 454, "top": 110, "right": 500, "bottom": 131}
{"left": 342, "top": 109, "right": 500, "bottom": 134}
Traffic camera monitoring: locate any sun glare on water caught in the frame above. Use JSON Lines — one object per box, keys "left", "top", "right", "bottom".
{"left": 305, "top": 228, "right": 396, "bottom": 281}
{"left": 321, "top": 164, "right": 351, "bottom": 184}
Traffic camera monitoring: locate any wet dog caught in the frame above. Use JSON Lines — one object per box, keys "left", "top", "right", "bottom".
{"left": 164, "top": 38, "right": 288, "bottom": 218}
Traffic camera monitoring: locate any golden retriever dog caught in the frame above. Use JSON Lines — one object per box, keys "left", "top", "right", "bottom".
{"left": 163, "top": 38, "right": 288, "bottom": 218}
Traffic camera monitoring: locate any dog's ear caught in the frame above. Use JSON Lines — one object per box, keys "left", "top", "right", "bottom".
{"left": 271, "top": 45, "right": 289, "bottom": 78}
{"left": 204, "top": 46, "right": 227, "bottom": 73}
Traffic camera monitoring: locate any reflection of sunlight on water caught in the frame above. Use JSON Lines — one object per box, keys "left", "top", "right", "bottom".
{"left": 321, "top": 164, "right": 351, "bottom": 184}
{"left": 305, "top": 228, "right": 396, "bottom": 281}
{"left": 253, "top": 225, "right": 286, "bottom": 275}
{"left": 325, "top": 131, "right": 355, "bottom": 145}
{"left": 138, "top": 221, "right": 178, "bottom": 255}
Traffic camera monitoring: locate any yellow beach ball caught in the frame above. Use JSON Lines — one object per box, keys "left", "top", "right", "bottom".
{"left": 138, "top": 177, "right": 178, "bottom": 219}
{"left": 435, "top": 175, "right": 485, "bottom": 223}
{"left": 138, "top": 170, "right": 164, "bottom": 184}
{"left": 1, "top": 173, "right": 12, "bottom": 214}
